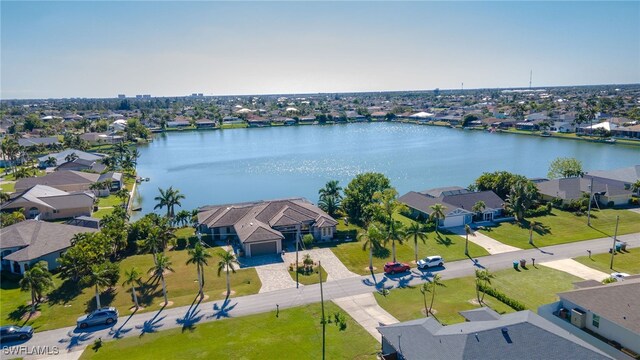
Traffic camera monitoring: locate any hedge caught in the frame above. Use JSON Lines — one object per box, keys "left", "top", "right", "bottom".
{"left": 478, "top": 283, "right": 527, "bottom": 311}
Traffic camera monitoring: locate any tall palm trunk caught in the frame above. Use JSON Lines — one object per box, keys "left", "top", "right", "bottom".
{"left": 476, "top": 280, "right": 481, "bottom": 304}
{"left": 161, "top": 275, "right": 168, "bottom": 305}
{"left": 414, "top": 238, "right": 419, "bottom": 264}
{"left": 226, "top": 267, "right": 231, "bottom": 295}
{"left": 429, "top": 285, "right": 437, "bottom": 315}
{"left": 369, "top": 245, "right": 373, "bottom": 270}
{"left": 465, "top": 234, "right": 469, "bottom": 256}
{"left": 197, "top": 265, "right": 203, "bottom": 298}
{"left": 95, "top": 285, "right": 102, "bottom": 309}
{"left": 392, "top": 240, "right": 396, "bottom": 263}
{"left": 31, "top": 288, "right": 37, "bottom": 313}
{"left": 131, "top": 285, "right": 139, "bottom": 308}
{"left": 423, "top": 290, "right": 429, "bottom": 318}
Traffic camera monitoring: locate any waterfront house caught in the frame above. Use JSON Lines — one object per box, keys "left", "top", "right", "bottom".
{"left": 17, "top": 137, "right": 60, "bottom": 148}
{"left": 399, "top": 187, "right": 506, "bottom": 227}
{"left": 612, "top": 124, "right": 640, "bottom": 139}
{"left": 195, "top": 118, "right": 216, "bottom": 128}
{"left": 247, "top": 116, "right": 271, "bottom": 127}
{"left": 222, "top": 116, "right": 244, "bottom": 124}
{"left": 79, "top": 132, "right": 124, "bottom": 145}
{"left": 38, "top": 149, "right": 107, "bottom": 172}
{"left": 536, "top": 177, "right": 632, "bottom": 206}
{"left": 197, "top": 198, "right": 337, "bottom": 257}
{"left": 0, "top": 220, "right": 98, "bottom": 274}
{"left": 586, "top": 165, "right": 640, "bottom": 195}
{"left": 578, "top": 121, "right": 619, "bottom": 134}
{"left": 409, "top": 112, "right": 435, "bottom": 122}
{"left": 1, "top": 185, "right": 95, "bottom": 220}
{"left": 298, "top": 115, "right": 316, "bottom": 124}
{"left": 15, "top": 170, "right": 122, "bottom": 195}
{"left": 377, "top": 308, "right": 608, "bottom": 360}
{"left": 538, "top": 278, "right": 640, "bottom": 358}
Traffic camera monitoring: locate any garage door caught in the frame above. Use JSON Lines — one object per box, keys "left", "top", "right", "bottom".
{"left": 443, "top": 215, "right": 465, "bottom": 228}
{"left": 250, "top": 241, "right": 278, "bottom": 256}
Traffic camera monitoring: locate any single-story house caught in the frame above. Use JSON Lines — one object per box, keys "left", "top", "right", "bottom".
{"left": 298, "top": 116, "right": 316, "bottom": 124}
{"left": 1, "top": 185, "right": 95, "bottom": 220}
{"left": 222, "top": 116, "right": 243, "bottom": 124}
{"left": 536, "top": 177, "right": 632, "bottom": 206}
{"left": 109, "top": 119, "right": 128, "bottom": 131}
{"left": 377, "top": 308, "right": 608, "bottom": 360}
{"left": 409, "top": 112, "right": 435, "bottom": 122}
{"left": 247, "top": 116, "right": 271, "bottom": 127}
{"left": 578, "top": 121, "right": 619, "bottom": 134}
{"left": 0, "top": 220, "right": 98, "bottom": 274}
{"left": 197, "top": 198, "right": 337, "bottom": 257}
{"left": 38, "top": 149, "right": 106, "bottom": 170}
{"left": 612, "top": 124, "right": 640, "bottom": 139}
{"left": 195, "top": 119, "right": 216, "bottom": 128}
{"left": 586, "top": 165, "right": 640, "bottom": 195}
{"left": 15, "top": 170, "right": 122, "bottom": 195}
{"left": 80, "top": 132, "right": 124, "bottom": 145}
{"left": 398, "top": 186, "right": 506, "bottom": 227}
{"left": 17, "top": 137, "right": 60, "bottom": 148}
{"left": 538, "top": 278, "right": 640, "bottom": 357}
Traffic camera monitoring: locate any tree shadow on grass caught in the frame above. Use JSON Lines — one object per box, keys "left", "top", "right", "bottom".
{"left": 435, "top": 235, "right": 454, "bottom": 247}
{"left": 47, "top": 279, "right": 82, "bottom": 306}
{"left": 136, "top": 277, "right": 162, "bottom": 307}
{"left": 372, "top": 247, "right": 390, "bottom": 259}
{"left": 7, "top": 304, "right": 38, "bottom": 324}
{"left": 84, "top": 288, "right": 117, "bottom": 313}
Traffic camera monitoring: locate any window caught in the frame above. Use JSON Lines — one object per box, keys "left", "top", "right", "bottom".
{"left": 592, "top": 314, "right": 600, "bottom": 328}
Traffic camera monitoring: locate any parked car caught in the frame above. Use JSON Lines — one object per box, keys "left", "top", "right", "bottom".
{"left": 417, "top": 256, "right": 444, "bottom": 269}
{"left": 77, "top": 307, "right": 119, "bottom": 329}
{"left": 0, "top": 325, "right": 33, "bottom": 342}
{"left": 384, "top": 262, "right": 410, "bottom": 274}
{"left": 610, "top": 272, "right": 630, "bottom": 282}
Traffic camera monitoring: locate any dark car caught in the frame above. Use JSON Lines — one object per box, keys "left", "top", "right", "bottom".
{"left": 383, "top": 262, "right": 410, "bottom": 274}
{"left": 77, "top": 307, "right": 119, "bottom": 329}
{"left": 0, "top": 325, "right": 33, "bottom": 342}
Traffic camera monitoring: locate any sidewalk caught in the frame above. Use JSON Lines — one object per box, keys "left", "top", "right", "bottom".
{"left": 333, "top": 293, "right": 398, "bottom": 342}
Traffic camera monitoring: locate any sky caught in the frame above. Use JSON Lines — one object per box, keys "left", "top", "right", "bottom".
{"left": 1, "top": 1, "right": 639, "bottom": 99}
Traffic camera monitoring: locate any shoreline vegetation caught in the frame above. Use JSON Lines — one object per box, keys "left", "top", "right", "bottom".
{"left": 149, "top": 120, "right": 640, "bottom": 147}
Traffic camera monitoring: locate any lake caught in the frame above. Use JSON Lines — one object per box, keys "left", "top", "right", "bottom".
{"left": 133, "top": 123, "right": 639, "bottom": 218}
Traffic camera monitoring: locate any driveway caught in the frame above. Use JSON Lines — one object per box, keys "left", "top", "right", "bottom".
{"left": 449, "top": 226, "right": 520, "bottom": 254}
{"left": 333, "top": 293, "right": 398, "bottom": 342}
{"left": 254, "top": 262, "right": 298, "bottom": 293}
{"left": 540, "top": 259, "right": 610, "bottom": 281}
{"left": 283, "top": 248, "right": 359, "bottom": 281}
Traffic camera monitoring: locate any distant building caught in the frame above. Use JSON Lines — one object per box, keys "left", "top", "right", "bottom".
{"left": 118, "top": 94, "right": 126, "bottom": 99}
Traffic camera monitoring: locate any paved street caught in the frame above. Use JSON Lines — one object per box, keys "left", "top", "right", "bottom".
{"left": 4, "top": 232, "right": 639, "bottom": 359}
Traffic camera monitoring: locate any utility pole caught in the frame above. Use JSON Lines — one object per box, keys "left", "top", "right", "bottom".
{"left": 319, "top": 260, "right": 326, "bottom": 360}
{"left": 529, "top": 70, "right": 532, "bottom": 89}
{"left": 296, "top": 226, "right": 300, "bottom": 288}
{"left": 587, "top": 177, "right": 594, "bottom": 227}
{"left": 610, "top": 216, "right": 619, "bottom": 269}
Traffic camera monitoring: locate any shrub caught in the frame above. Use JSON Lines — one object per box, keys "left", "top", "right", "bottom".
{"left": 302, "top": 234, "right": 314, "bottom": 248}
{"left": 607, "top": 201, "right": 615, "bottom": 208}
{"left": 176, "top": 237, "right": 187, "bottom": 249}
{"left": 478, "top": 283, "right": 526, "bottom": 311}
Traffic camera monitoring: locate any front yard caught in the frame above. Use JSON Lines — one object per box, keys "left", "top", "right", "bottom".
{"left": 0, "top": 247, "right": 261, "bottom": 332}
{"left": 79, "top": 302, "right": 378, "bottom": 360}
{"left": 479, "top": 208, "right": 640, "bottom": 249}
{"left": 573, "top": 248, "right": 640, "bottom": 275}
{"left": 374, "top": 264, "right": 581, "bottom": 325}
{"left": 331, "top": 215, "right": 489, "bottom": 276}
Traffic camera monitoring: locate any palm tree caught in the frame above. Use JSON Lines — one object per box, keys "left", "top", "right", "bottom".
{"left": 65, "top": 152, "right": 79, "bottom": 163}
{"left": 19, "top": 262, "right": 54, "bottom": 313}
{"left": 84, "top": 264, "right": 113, "bottom": 309}
{"left": 139, "top": 228, "right": 163, "bottom": 265}
{"left": 122, "top": 267, "right": 142, "bottom": 309}
{"left": 318, "top": 180, "right": 342, "bottom": 200}
{"left": 528, "top": 221, "right": 542, "bottom": 246}
{"left": 150, "top": 254, "right": 174, "bottom": 306}
{"left": 175, "top": 210, "right": 192, "bottom": 227}
{"left": 217, "top": 251, "right": 239, "bottom": 296}
{"left": 383, "top": 221, "right": 405, "bottom": 263}
{"left": 505, "top": 180, "right": 538, "bottom": 222}
{"left": 318, "top": 195, "right": 340, "bottom": 218}
{"left": 0, "top": 191, "right": 10, "bottom": 204}
{"left": 429, "top": 204, "right": 447, "bottom": 234}
{"left": 405, "top": 222, "right": 427, "bottom": 264}
{"left": 45, "top": 156, "right": 57, "bottom": 167}
{"left": 154, "top": 186, "right": 186, "bottom": 219}
{"left": 419, "top": 282, "right": 430, "bottom": 317}
{"left": 464, "top": 224, "right": 475, "bottom": 256}
{"left": 472, "top": 201, "right": 486, "bottom": 221}
{"left": 186, "top": 243, "right": 211, "bottom": 299}
{"left": 475, "top": 269, "right": 495, "bottom": 305}
{"left": 428, "top": 274, "right": 444, "bottom": 316}
{"left": 359, "top": 223, "right": 383, "bottom": 271}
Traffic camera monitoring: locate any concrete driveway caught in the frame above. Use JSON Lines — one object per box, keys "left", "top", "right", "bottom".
{"left": 540, "top": 259, "right": 610, "bottom": 281}
{"left": 449, "top": 226, "right": 520, "bottom": 254}
{"left": 333, "top": 293, "right": 398, "bottom": 342}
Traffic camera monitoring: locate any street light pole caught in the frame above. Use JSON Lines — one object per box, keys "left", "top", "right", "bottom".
{"left": 296, "top": 226, "right": 300, "bottom": 288}
{"left": 319, "top": 260, "right": 325, "bottom": 360}
{"left": 610, "top": 215, "right": 619, "bottom": 270}
{"left": 587, "top": 177, "right": 594, "bottom": 227}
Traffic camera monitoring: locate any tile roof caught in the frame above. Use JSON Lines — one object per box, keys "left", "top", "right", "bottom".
{"left": 198, "top": 198, "right": 337, "bottom": 244}
{"left": 1, "top": 220, "right": 98, "bottom": 262}
{"left": 37, "top": 149, "right": 104, "bottom": 165}
{"left": 536, "top": 177, "right": 631, "bottom": 201}
{"left": 586, "top": 165, "right": 640, "bottom": 184}
{"left": 399, "top": 188, "right": 504, "bottom": 215}
{"left": 15, "top": 170, "right": 100, "bottom": 192}
{"left": 2, "top": 185, "right": 95, "bottom": 211}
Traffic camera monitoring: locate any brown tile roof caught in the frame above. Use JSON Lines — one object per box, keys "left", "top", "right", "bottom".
{"left": 15, "top": 170, "right": 100, "bottom": 192}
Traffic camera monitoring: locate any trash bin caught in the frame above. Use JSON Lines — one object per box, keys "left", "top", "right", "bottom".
{"left": 615, "top": 243, "right": 622, "bottom": 252}
{"left": 513, "top": 261, "right": 519, "bottom": 270}
{"left": 621, "top": 242, "right": 627, "bottom": 251}
{"left": 520, "top": 259, "right": 526, "bottom": 267}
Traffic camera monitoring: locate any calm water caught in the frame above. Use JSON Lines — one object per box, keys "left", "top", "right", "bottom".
{"left": 133, "top": 123, "right": 639, "bottom": 218}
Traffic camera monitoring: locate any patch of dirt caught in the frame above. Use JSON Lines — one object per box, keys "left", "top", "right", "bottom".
{"left": 159, "top": 301, "right": 174, "bottom": 307}
{"left": 363, "top": 267, "right": 378, "bottom": 272}
{"left": 129, "top": 306, "right": 145, "bottom": 312}
{"left": 468, "top": 298, "right": 481, "bottom": 306}
{"left": 222, "top": 290, "right": 236, "bottom": 297}
{"left": 420, "top": 308, "right": 438, "bottom": 316}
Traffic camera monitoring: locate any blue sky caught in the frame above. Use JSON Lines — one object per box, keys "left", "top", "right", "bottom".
{"left": 1, "top": 1, "right": 639, "bottom": 99}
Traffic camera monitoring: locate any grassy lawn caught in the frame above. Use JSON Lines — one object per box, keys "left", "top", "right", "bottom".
{"left": 2, "top": 169, "right": 46, "bottom": 181}
{"left": 0, "top": 181, "right": 15, "bottom": 193}
{"left": 92, "top": 208, "right": 113, "bottom": 219}
{"left": 479, "top": 208, "right": 640, "bottom": 249}
{"left": 221, "top": 123, "right": 248, "bottom": 129}
{"left": 288, "top": 265, "right": 327, "bottom": 285}
{"left": 574, "top": 248, "right": 640, "bottom": 275}
{"left": 488, "top": 265, "right": 582, "bottom": 310}
{"left": 374, "top": 265, "right": 580, "bottom": 325}
{"left": 374, "top": 277, "right": 514, "bottom": 325}
{"left": 0, "top": 248, "right": 261, "bottom": 332}
{"left": 96, "top": 195, "right": 123, "bottom": 208}
{"left": 79, "top": 302, "right": 378, "bottom": 360}
{"left": 174, "top": 226, "right": 195, "bottom": 239}
{"left": 331, "top": 215, "right": 489, "bottom": 276}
